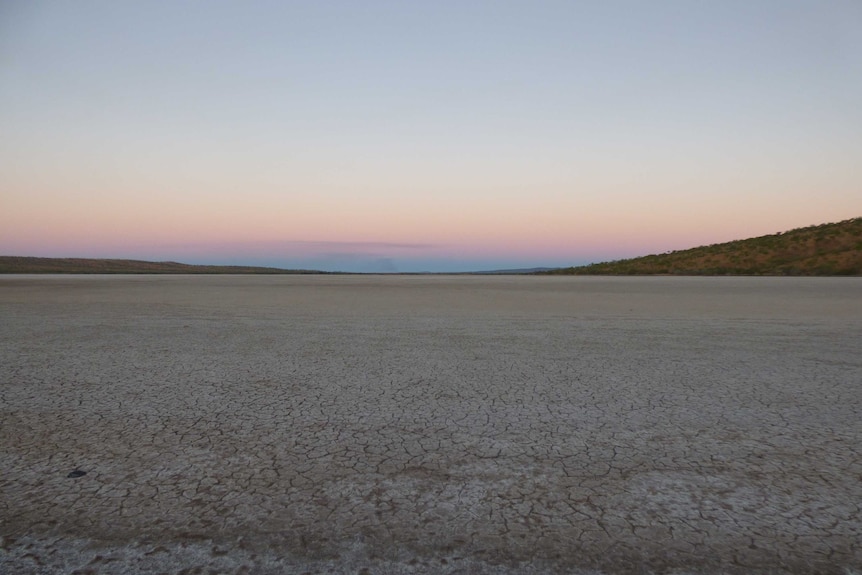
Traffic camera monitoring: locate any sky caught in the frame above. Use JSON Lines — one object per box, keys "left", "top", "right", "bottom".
{"left": 1, "top": 1, "right": 861, "bottom": 272}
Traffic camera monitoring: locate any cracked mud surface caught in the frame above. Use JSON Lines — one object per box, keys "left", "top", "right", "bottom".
{"left": 1, "top": 275, "right": 860, "bottom": 574}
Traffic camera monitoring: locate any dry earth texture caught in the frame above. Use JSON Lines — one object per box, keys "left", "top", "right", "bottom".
{"left": 549, "top": 217, "right": 862, "bottom": 276}
{"left": 1, "top": 275, "right": 861, "bottom": 574}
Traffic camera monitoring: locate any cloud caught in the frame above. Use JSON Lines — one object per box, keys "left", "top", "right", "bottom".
{"left": 283, "top": 241, "right": 437, "bottom": 250}
{"left": 156, "top": 239, "right": 439, "bottom": 255}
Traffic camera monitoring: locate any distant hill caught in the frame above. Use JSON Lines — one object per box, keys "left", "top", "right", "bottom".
{"left": 0, "top": 256, "right": 321, "bottom": 274}
{"left": 546, "top": 217, "right": 862, "bottom": 276}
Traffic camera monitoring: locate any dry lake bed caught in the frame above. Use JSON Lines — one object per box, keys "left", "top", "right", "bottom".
{"left": 1, "top": 275, "right": 861, "bottom": 575}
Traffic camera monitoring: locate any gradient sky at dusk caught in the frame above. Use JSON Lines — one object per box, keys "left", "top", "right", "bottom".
{"left": 2, "top": 1, "right": 861, "bottom": 272}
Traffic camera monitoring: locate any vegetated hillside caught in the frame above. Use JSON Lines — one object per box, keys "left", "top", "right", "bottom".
{"left": 548, "top": 217, "right": 862, "bottom": 276}
{"left": 0, "top": 256, "right": 320, "bottom": 274}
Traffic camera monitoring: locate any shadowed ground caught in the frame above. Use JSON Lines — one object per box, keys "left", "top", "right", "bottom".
{"left": 1, "top": 275, "right": 860, "bottom": 574}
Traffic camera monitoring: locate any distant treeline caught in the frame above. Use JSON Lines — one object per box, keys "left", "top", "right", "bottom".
{"left": 545, "top": 217, "right": 862, "bottom": 276}
{"left": 0, "top": 256, "right": 322, "bottom": 274}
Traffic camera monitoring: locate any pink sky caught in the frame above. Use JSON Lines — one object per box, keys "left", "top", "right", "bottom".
{"left": 2, "top": 2, "right": 861, "bottom": 272}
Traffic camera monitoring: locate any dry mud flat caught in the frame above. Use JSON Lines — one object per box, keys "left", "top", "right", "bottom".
{"left": 1, "top": 275, "right": 861, "bottom": 575}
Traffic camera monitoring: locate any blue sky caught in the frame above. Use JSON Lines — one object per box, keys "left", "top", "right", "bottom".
{"left": 2, "top": 1, "right": 860, "bottom": 272}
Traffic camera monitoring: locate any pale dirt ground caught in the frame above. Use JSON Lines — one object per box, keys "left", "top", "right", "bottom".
{"left": 1, "top": 275, "right": 860, "bottom": 575}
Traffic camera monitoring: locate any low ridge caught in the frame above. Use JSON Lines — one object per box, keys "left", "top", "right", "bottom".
{"left": 0, "top": 257, "right": 320, "bottom": 274}
{"left": 547, "top": 217, "right": 862, "bottom": 276}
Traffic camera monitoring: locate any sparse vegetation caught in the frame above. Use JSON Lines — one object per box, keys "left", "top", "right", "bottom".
{"left": 546, "top": 217, "right": 862, "bottom": 276}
